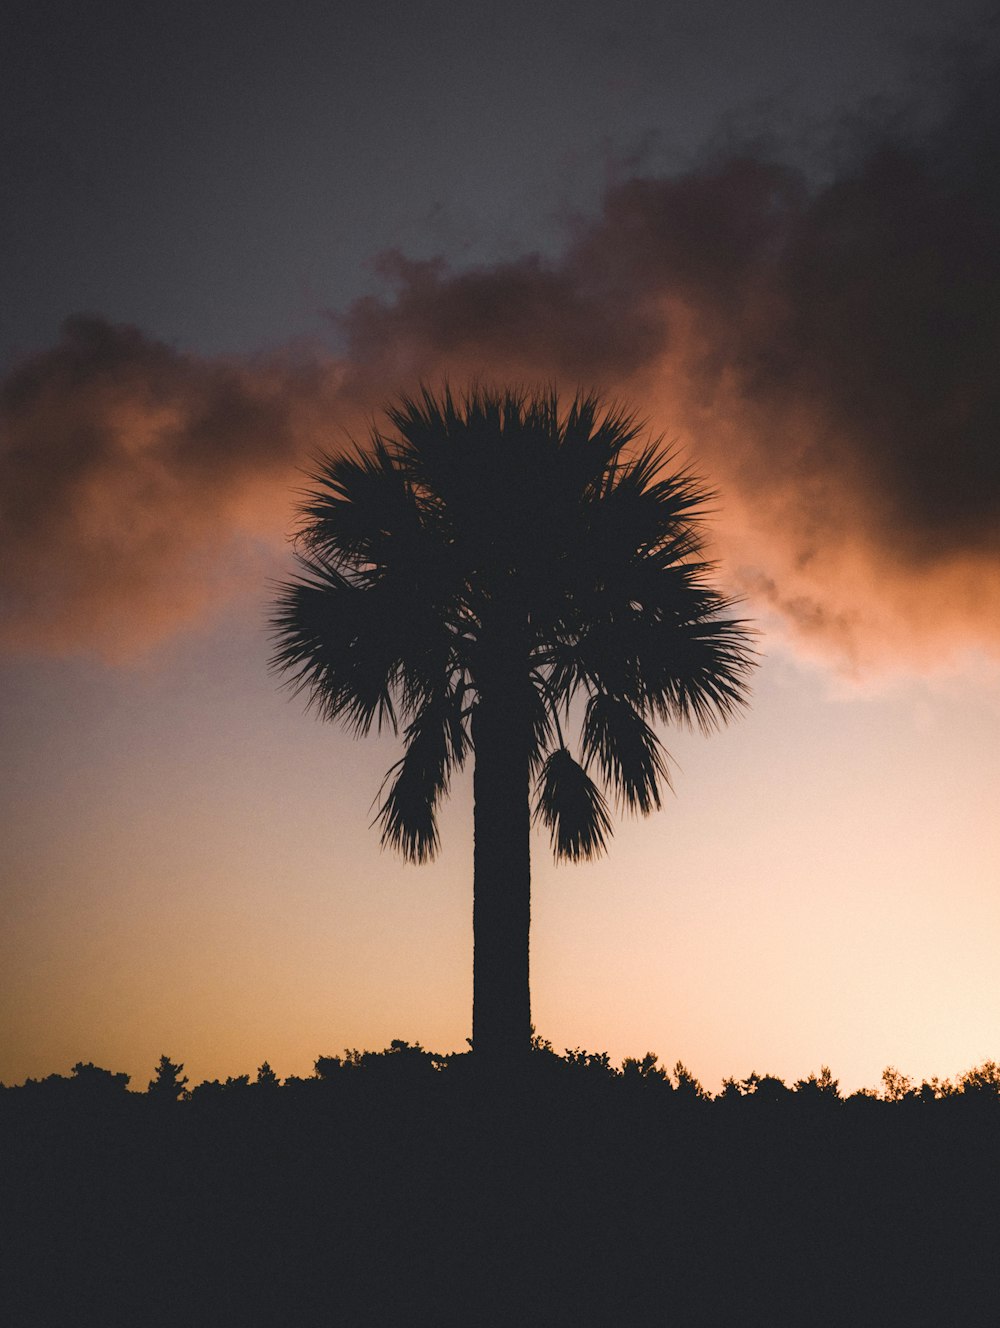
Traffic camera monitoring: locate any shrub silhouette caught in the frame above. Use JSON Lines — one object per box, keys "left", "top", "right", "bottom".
{"left": 958, "top": 1060, "right": 1000, "bottom": 1097}
{"left": 622, "top": 1052, "right": 672, "bottom": 1088}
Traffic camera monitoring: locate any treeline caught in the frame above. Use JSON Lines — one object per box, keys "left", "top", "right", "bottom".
{"left": 4, "top": 1037, "right": 999, "bottom": 1325}
{"left": 4, "top": 1037, "right": 999, "bottom": 1111}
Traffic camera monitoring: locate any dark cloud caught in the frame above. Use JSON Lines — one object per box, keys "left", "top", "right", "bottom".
{"left": 337, "top": 43, "right": 1000, "bottom": 670}
{"left": 2, "top": 41, "right": 999, "bottom": 669}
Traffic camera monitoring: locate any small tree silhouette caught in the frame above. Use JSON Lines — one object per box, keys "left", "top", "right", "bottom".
{"left": 880, "top": 1066, "right": 914, "bottom": 1102}
{"left": 255, "top": 1061, "right": 281, "bottom": 1089}
{"left": 622, "top": 1052, "right": 671, "bottom": 1085}
{"left": 672, "top": 1060, "right": 708, "bottom": 1101}
{"left": 794, "top": 1065, "right": 841, "bottom": 1099}
{"left": 147, "top": 1054, "right": 189, "bottom": 1101}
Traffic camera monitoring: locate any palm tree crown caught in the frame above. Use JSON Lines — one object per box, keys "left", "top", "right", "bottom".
{"left": 271, "top": 385, "right": 755, "bottom": 1059}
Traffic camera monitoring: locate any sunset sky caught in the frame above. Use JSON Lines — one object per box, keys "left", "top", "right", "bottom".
{"left": 2, "top": 0, "right": 999, "bottom": 1095}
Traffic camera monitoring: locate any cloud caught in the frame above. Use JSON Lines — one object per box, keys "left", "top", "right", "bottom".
{"left": 336, "top": 48, "right": 1000, "bottom": 673}
{"left": 0, "top": 318, "right": 357, "bottom": 657}
{"left": 3, "top": 42, "right": 999, "bottom": 669}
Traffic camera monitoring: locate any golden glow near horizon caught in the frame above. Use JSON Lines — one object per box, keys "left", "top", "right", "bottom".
{"left": 2, "top": 612, "right": 997, "bottom": 1096}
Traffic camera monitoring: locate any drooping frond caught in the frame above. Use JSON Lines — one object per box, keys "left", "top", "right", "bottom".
{"left": 534, "top": 747, "right": 613, "bottom": 861}
{"left": 581, "top": 693, "right": 671, "bottom": 814}
{"left": 374, "top": 694, "right": 470, "bottom": 863}
{"left": 375, "top": 751, "right": 440, "bottom": 863}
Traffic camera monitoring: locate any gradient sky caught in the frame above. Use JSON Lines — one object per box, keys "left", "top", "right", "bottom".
{"left": 2, "top": 0, "right": 998, "bottom": 1094}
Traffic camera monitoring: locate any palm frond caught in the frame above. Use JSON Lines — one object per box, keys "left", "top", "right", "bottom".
{"left": 525, "top": 675, "right": 557, "bottom": 773}
{"left": 298, "top": 439, "right": 420, "bottom": 569}
{"left": 534, "top": 747, "right": 613, "bottom": 861}
{"left": 646, "top": 613, "right": 757, "bottom": 731}
{"left": 375, "top": 753, "right": 439, "bottom": 863}
{"left": 629, "top": 571, "right": 756, "bottom": 730}
{"left": 581, "top": 693, "right": 671, "bottom": 814}
{"left": 269, "top": 559, "right": 400, "bottom": 735}
{"left": 374, "top": 694, "right": 470, "bottom": 863}
{"left": 550, "top": 563, "right": 756, "bottom": 735}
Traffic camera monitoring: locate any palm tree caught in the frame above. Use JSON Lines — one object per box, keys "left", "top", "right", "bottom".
{"left": 271, "top": 386, "right": 754, "bottom": 1063}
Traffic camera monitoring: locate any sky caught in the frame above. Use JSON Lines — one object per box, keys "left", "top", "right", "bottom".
{"left": 2, "top": 0, "right": 999, "bottom": 1094}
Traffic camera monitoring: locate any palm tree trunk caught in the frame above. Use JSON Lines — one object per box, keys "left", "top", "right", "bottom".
{"left": 471, "top": 686, "right": 532, "bottom": 1064}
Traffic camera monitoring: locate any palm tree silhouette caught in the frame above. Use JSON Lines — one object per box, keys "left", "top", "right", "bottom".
{"left": 271, "top": 386, "right": 754, "bottom": 1062}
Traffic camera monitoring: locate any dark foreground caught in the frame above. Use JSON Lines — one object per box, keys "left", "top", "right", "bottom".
{"left": 4, "top": 1058, "right": 999, "bottom": 1326}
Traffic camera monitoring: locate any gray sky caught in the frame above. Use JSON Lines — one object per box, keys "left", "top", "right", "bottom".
{"left": 2, "top": 0, "right": 987, "bottom": 362}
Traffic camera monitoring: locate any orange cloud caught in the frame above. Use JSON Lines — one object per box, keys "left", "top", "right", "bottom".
{"left": 0, "top": 318, "right": 362, "bottom": 657}
{"left": 3, "top": 49, "right": 999, "bottom": 670}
